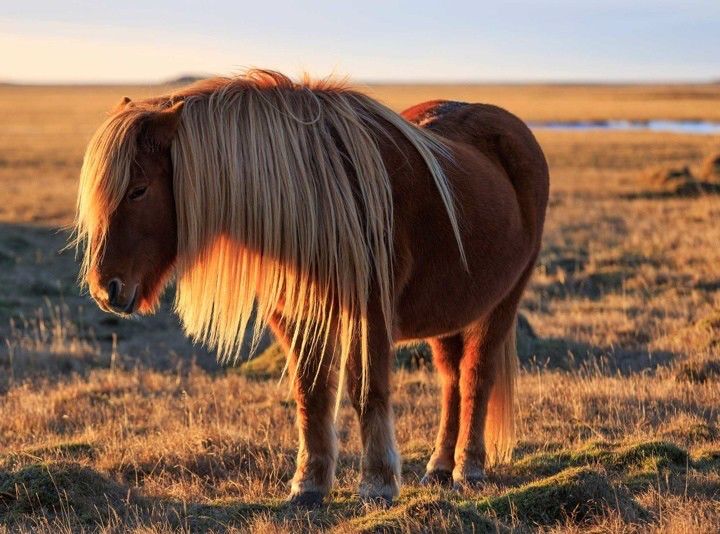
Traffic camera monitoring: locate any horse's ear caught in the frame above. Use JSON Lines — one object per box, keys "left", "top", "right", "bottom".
{"left": 143, "top": 101, "right": 185, "bottom": 148}
{"left": 113, "top": 96, "right": 133, "bottom": 113}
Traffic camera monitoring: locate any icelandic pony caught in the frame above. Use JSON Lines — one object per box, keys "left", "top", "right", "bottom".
{"left": 74, "top": 71, "right": 548, "bottom": 505}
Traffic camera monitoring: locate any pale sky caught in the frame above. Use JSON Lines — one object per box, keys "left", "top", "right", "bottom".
{"left": 1, "top": 0, "right": 718, "bottom": 83}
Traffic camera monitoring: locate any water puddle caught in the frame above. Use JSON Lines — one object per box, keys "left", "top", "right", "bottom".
{"left": 529, "top": 119, "right": 720, "bottom": 135}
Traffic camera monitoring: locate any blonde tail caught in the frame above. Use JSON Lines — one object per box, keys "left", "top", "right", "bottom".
{"left": 484, "top": 318, "right": 518, "bottom": 465}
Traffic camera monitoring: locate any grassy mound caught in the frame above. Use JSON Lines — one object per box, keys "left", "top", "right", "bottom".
{"left": 515, "top": 440, "right": 689, "bottom": 478}
{"left": 482, "top": 466, "right": 645, "bottom": 524}
{"left": 353, "top": 465, "right": 648, "bottom": 531}
{"left": 0, "top": 462, "right": 130, "bottom": 524}
{"left": 352, "top": 494, "right": 499, "bottom": 533}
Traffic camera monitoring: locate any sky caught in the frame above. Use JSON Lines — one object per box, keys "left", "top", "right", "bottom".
{"left": 1, "top": 0, "right": 719, "bottom": 84}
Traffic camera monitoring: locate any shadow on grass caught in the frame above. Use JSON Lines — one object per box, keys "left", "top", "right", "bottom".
{"left": 517, "top": 330, "right": 676, "bottom": 375}
{"left": 0, "top": 223, "right": 278, "bottom": 393}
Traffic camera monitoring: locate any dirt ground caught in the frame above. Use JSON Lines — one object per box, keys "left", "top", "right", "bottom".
{"left": 0, "top": 82, "right": 719, "bottom": 532}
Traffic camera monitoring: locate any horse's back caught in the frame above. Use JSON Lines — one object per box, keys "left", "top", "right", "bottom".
{"left": 391, "top": 100, "right": 549, "bottom": 340}
{"left": 403, "top": 99, "right": 549, "bottom": 238}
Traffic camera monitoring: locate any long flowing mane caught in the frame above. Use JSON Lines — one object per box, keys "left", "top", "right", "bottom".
{"left": 75, "top": 70, "right": 465, "bottom": 407}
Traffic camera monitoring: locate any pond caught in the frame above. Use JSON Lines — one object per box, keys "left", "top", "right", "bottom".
{"left": 529, "top": 119, "right": 720, "bottom": 135}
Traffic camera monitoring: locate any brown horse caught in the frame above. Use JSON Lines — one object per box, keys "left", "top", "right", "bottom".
{"left": 74, "top": 70, "right": 548, "bottom": 505}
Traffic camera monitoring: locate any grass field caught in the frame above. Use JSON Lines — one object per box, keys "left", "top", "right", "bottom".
{"left": 1, "top": 82, "right": 719, "bottom": 532}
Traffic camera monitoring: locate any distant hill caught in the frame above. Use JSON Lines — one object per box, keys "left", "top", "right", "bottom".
{"left": 164, "top": 74, "right": 207, "bottom": 85}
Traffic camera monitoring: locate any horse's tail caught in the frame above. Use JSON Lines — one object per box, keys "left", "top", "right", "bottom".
{"left": 484, "top": 317, "right": 517, "bottom": 465}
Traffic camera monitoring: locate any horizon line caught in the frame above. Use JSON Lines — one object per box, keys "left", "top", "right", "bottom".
{"left": 1, "top": 75, "right": 719, "bottom": 87}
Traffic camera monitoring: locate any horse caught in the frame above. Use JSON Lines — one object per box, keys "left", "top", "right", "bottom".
{"left": 74, "top": 70, "right": 549, "bottom": 505}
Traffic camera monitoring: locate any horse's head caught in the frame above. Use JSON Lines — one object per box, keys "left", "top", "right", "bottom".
{"left": 79, "top": 98, "right": 184, "bottom": 316}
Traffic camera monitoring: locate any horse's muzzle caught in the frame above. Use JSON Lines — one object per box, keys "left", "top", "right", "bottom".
{"left": 106, "top": 278, "right": 139, "bottom": 315}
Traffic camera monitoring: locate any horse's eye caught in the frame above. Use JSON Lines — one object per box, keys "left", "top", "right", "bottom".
{"left": 128, "top": 185, "right": 148, "bottom": 201}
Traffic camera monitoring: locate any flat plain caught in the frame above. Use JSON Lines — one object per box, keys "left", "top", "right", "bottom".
{"left": 1, "top": 82, "right": 719, "bottom": 532}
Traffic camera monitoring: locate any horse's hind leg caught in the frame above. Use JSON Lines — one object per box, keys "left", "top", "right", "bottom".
{"left": 346, "top": 324, "right": 400, "bottom": 503}
{"left": 421, "top": 333, "right": 463, "bottom": 486}
{"left": 268, "top": 314, "right": 338, "bottom": 506}
{"left": 453, "top": 294, "right": 520, "bottom": 488}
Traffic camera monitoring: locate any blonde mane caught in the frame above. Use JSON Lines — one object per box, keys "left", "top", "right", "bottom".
{"left": 75, "top": 70, "right": 465, "bottom": 408}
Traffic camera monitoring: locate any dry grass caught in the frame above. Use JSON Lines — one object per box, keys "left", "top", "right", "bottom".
{"left": 1, "top": 82, "right": 720, "bottom": 532}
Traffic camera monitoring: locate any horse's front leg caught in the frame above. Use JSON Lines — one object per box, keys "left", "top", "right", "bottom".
{"left": 269, "top": 315, "right": 338, "bottom": 506}
{"left": 346, "top": 326, "right": 401, "bottom": 503}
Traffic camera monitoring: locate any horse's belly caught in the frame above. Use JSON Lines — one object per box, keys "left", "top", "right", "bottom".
{"left": 393, "top": 245, "right": 527, "bottom": 341}
{"left": 394, "top": 288, "right": 494, "bottom": 341}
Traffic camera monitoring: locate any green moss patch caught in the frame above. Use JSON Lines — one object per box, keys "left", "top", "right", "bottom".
{"left": 236, "top": 343, "right": 287, "bottom": 379}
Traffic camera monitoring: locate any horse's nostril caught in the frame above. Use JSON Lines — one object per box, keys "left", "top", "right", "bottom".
{"left": 107, "top": 278, "right": 122, "bottom": 305}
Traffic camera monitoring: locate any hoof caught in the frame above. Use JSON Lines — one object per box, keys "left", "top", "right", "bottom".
{"left": 452, "top": 474, "right": 486, "bottom": 492}
{"left": 420, "top": 469, "right": 453, "bottom": 487}
{"left": 287, "top": 490, "right": 325, "bottom": 508}
{"left": 359, "top": 481, "right": 398, "bottom": 507}
{"left": 359, "top": 493, "right": 393, "bottom": 508}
